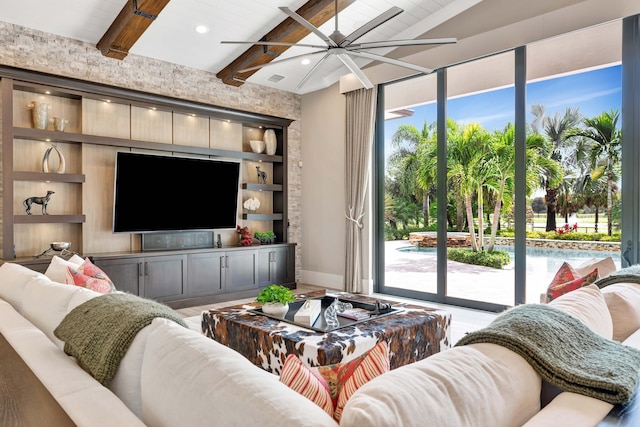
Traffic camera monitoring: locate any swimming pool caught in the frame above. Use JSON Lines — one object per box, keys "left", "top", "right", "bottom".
{"left": 390, "top": 243, "right": 621, "bottom": 305}
{"left": 397, "top": 244, "right": 621, "bottom": 271}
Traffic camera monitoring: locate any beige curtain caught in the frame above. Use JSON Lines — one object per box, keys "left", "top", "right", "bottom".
{"left": 344, "top": 87, "right": 377, "bottom": 293}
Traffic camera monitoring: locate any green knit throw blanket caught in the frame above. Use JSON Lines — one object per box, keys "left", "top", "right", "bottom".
{"left": 54, "top": 293, "right": 188, "bottom": 386}
{"left": 456, "top": 304, "right": 640, "bottom": 404}
{"left": 594, "top": 264, "right": 640, "bottom": 289}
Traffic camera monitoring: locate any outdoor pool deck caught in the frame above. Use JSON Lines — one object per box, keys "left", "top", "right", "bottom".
{"left": 384, "top": 240, "right": 621, "bottom": 306}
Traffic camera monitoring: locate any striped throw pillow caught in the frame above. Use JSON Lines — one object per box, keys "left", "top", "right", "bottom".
{"left": 280, "top": 354, "right": 334, "bottom": 417}
{"left": 280, "top": 341, "right": 390, "bottom": 422}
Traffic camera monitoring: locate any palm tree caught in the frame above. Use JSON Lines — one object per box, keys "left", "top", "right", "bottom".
{"left": 534, "top": 106, "right": 581, "bottom": 231}
{"left": 447, "top": 123, "right": 492, "bottom": 251}
{"left": 485, "top": 124, "right": 561, "bottom": 251}
{"left": 389, "top": 121, "right": 435, "bottom": 226}
{"left": 573, "top": 173, "right": 608, "bottom": 233}
{"left": 569, "top": 109, "right": 621, "bottom": 235}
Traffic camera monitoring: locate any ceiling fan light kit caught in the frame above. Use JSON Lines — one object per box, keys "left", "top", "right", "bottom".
{"left": 222, "top": 0, "right": 456, "bottom": 91}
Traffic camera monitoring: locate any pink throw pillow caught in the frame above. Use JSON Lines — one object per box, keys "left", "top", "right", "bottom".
{"left": 65, "top": 258, "right": 116, "bottom": 294}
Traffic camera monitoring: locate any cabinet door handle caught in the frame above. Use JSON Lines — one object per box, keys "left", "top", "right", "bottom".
{"left": 144, "top": 262, "right": 149, "bottom": 276}
{"left": 138, "top": 262, "right": 143, "bottom": 277}
{"left": 225, "top": 256, "right": 229, "bottom": 268}
{"left": 220, "top": 256, "right": 225, "bottom": 269}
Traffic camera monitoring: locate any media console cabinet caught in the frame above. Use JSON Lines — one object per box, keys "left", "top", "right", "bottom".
{"left": 11, "top": 243, "right": 295, "bottom": 308}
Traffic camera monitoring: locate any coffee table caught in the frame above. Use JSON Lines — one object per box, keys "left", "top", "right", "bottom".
{"left": 202, "top": 290, "right": 451, "bottom": 374}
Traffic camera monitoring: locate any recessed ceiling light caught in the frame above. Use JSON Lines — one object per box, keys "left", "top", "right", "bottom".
{"left": 301, "top": 58, "right": 311, "bottom": 65}
{"left": 194, "top": 25, "right": 209, "bottom": 34}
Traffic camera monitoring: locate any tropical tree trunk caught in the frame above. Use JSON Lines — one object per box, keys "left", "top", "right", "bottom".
{"left": 594, "top": 207, "right": 599, "bottom": 233}
{"left": 607, "top": 168, "right": 613, "bottom": 236}
{"left": 456, "top": 198, "right": 465, "bottom": 232}
{"left": 423, "top": 194, "right": 430, "bottom": 227}
{"left": 487, "top": 181, "right": 506, "bottom": 252}
{"left": 476, "top": 186, "right": 484, "bottom": 250}
{"left": 465, "top": 196, "right": 478, "bottom": 251}
{"left": 545, "top": 185, "right": 558, "bottom": 232}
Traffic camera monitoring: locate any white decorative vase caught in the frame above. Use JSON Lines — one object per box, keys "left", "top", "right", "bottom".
{"left": 262, "top": 302, "right": 289, "bottom": 317}
{"left": 263, "top": 129, "right": 277, "bottom": 155}
{"left": 249, "top": 139, "right": 265, "bottom": 154}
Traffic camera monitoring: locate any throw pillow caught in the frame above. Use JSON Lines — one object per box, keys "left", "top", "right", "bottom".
{"left": 65, "top": 268, "right": 113, "bottom": 294}
{"left": 279, "top": 341, "right": 389, "bottom": 422}
{"left": 280, "top": 354, "right": 334, "bottom": 417}
{"left": 65, "top": 258, "right": 116, "bottom": 294}
{"left": 44, "top": 254, "right": 85, "bottom": 283}
{"left": 546, "top": 266, "right": 599, "bottom": 302}
{"left": 575, "top": 257, "right": 617, "bottom": 279}
{"left": 549, "top": 262, "right": 579, "bottom": 288}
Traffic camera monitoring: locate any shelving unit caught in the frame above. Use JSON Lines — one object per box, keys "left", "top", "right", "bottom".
{"left": 1, "top": 65, "right": 293, "bottom": 264}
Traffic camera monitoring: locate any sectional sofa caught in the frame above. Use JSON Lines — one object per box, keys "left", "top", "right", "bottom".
{"left": 1, "top": 257, "right": 639, "bottom": 426}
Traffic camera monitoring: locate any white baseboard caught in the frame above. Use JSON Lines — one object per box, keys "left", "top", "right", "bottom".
{"left": 300, "top": 270, "right": 374, "bottom": 294}
{"left": 300, "top": 270, "right": 343, "bottom": 290}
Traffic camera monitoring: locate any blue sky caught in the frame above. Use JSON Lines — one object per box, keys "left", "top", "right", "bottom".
{"left": 384, "top": 64, "right": 622, "bottom": 159}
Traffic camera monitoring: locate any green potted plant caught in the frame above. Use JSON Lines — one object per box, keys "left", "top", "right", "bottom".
{"left": 256, "top": 284, "right": 296, "bottom": 317}
{"left": 254, "top": 230, "right": 276, "bottom": 245}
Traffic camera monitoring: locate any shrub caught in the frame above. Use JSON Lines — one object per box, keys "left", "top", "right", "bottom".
{"left": 447, "top": 248, "right": 511, "bottom": 269}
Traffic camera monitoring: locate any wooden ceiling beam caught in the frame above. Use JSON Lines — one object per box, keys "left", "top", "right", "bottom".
{"left": 216, "top": 0, "right": 356, "bottom": 87}
{"left": 97, "top": 0, "right": 171, "bottom": 60}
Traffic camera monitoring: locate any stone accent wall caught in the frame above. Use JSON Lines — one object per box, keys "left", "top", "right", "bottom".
{"left": 0, "top": 22, "right": 303, "bottom": 279}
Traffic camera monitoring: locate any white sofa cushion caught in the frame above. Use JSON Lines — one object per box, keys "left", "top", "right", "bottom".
{"left": 108, "top": 325, "right": 152, "bottom": 419}
{"left": 622, "top": 328, "right": 640, "bottom": 350}
{"left": 601, "top": 283, "right": 640, "bottom": 342}
{"left": 0, "top": 300, "right": 144, "bottom": 427}
{"left": 21, "top": 275, "right": 99, "bottom": 348}
{"left": 522, "top": 392, "right": 613, "bottom": 427}
{"left": 340, "top": 343, "right": 541, "bottom": 427}
{"left": 140, "top": 318, "right": 339, "bottom": 427}
{"left": 575, "top": 257, "right": 617, "bottom": 278}
{"left": 548, "top": 284, "right": 613, "bottom": 339}
{"left": 0, "top": 262, "right": 44, "bottom": 314}
{"left": 44, "top": 254, "right": 85, "bottom": 283}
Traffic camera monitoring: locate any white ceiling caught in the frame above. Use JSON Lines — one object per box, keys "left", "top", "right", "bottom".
{"left": 0, "top": 0, "right": 480, "bottom": 94}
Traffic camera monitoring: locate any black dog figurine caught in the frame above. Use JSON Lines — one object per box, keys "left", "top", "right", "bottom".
{"left": 23, "top": 190, "right": 55, "bottom": 215}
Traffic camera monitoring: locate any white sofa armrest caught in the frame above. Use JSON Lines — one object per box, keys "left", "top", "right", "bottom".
{"left": 522, "top": 392, "right": 613, "bottom": 427}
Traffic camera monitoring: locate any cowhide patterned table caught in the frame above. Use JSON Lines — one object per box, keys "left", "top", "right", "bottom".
{"left": 202, "top": 290, "right": 451, "bottom": 374}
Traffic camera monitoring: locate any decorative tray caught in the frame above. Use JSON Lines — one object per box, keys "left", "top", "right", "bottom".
{"left": 252, "top": 295, "right": 401, "bottom": 332}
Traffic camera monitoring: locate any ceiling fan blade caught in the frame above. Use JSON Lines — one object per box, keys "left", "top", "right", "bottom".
{"left": 336, "top": 53, "right": 374, "bottom": 89}
{"left": 339, "top": 6, "right": 403, "bottom": 47}
{"left": 295, "top": 52, "right": 332, "bottom": 92}
{"left": 347, "top": 50, "right": 433, "bottom": 74}
{"left": 238, "top": 50, "right": 326, "bottom": 74}
{"left": 279, "top": 6, "right": 337, "bottom": 47}
{"left": 221, "top": 40, "right": 328, "bottom": 49}
{"left": 350, "top": 37, "right": 457, "bottom": 49}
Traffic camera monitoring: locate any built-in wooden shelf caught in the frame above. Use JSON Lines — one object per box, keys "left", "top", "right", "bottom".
{"left": 242, "top": 183, "right": 283, "bottom": 191}
{"left": 12, "top": 127, "right": 284, "bottom": 163}
{"left": 14, "top": 215, "right": 86, "bottom": 224}
{"left": 13, "top": 171, "right": 85, "bottom": 183}
{"left": 242, "top": 213, "right": 283, "bottom": 221}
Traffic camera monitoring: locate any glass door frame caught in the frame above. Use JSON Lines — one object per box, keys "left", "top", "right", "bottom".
{"left": 374, "top": 48, "right": 528, "bottom": 313}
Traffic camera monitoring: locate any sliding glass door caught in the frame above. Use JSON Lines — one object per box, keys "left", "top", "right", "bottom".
{"left": 376, "top": 20, "right": 624, "bottom": 311}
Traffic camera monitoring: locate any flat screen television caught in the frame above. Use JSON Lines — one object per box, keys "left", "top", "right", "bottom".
{"left": 113, "top": 151, "right": 240, "bottom": 233}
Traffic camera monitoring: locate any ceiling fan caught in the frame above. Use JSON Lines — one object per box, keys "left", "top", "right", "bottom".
{"left": 221, "top": 0, "right": 456, "bottom": 91}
